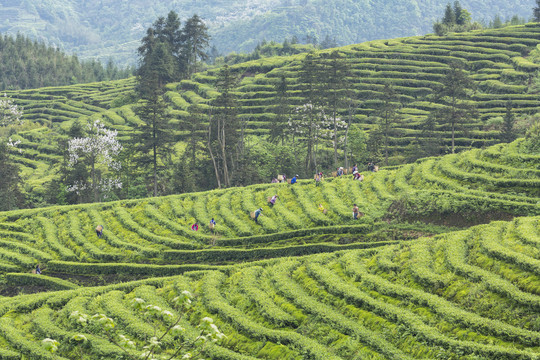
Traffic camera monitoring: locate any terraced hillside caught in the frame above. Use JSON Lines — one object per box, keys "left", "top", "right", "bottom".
{"left": 4, "top": 78, "right": 136, "bottom": 191}
{"left": 176, "top": 23, "right": 540, "bottom": 154}
{"left": 5, "top": 23, "right": 540, "bottom": 194}
{"left": 0, "top": 140, "right": 537, "bottom": 284}
{"left": 0, "top": 216, "right": 538, "bottom": 359}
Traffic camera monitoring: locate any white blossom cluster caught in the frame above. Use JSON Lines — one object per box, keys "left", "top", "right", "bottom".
{"left": 0, "top": 94, "right": 23, "bottom": 126}
{"left": 68, "top": 119, "right": 122, "bottom": 170}
{"left": 6, "top": 137, "right": 22, "bottom": 153}
{"left": 288, "top": 103, "right": 349, "bottom": 145}
{"left": 287, "top": 103, "right": 329, "bottom": 139}
{"left": 66, "top": 178, "right": 122, "bottom": 196}
{"left": 66, "top": 180, "right": 88, "bottom": 195}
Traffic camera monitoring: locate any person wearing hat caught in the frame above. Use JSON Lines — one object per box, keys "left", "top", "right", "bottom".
{"left": 95, "top": 225, "right": 103, "bottom": 238}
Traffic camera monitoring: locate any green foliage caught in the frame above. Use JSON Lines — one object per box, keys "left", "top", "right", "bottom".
{"left": 0, "top": 140, "right": 25, "bottom": 211}
{"left": 6, "top": 273, "right": 79, "bottom": 290}
{"left": 522, "top": 120, "right": 540, "bottom": 154}
{"left": 0, "top": 33, "right": 132, "bottom": 90}
{"left": 0, "top": 139, "right": 537, "bottom": 358}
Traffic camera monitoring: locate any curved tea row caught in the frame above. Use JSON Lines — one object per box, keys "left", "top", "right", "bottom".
{"left": 5, "top": 24, "right": 540, "bottom": 189}
{"left": 0, "top": 140, "right": 538, "bottom": 278}
{"left": 0, "top": 216, "right": 538, "bottom": 359}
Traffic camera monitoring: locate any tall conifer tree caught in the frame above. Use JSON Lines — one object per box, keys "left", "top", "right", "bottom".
{"left": 535, "top": 0, "right": 540, "bottom": 22}
{"left": 432, "top": 62, "right": 476, "bottom": 154}
{"left": 181, "top": 15, "right": 210, "bottom": 77}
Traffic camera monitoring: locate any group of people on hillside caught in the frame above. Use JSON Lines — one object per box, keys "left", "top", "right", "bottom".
{"left": 272, "top": 174, "right": 298, "bottom": 184}
{"left": 276, "top": 162, "right": 374, "bottom": 186}
{"left": 86, "top": 162, "right": 369, "bottom": 253}
{"left": 191, "top": 218, "right": 217, "bottom": 232}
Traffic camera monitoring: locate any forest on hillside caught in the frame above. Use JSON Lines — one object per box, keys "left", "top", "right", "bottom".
{"left": 0, "top": 33, "right": 133, "bottom": 90}
{"left": 0, "top": 0, "right": 535, "bottom": 66}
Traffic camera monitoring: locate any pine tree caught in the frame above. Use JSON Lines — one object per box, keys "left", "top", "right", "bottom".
{"left": 137, "top": 39, "right": 176, "bottom": 98}
{"left": 185, "top": 103, "right": 205, "bottom": 163}
{"left": 535, "top": 0, "right": 540, "bottom": 22}
{"left": 442, "top": 3, "right": 456, "bottom": 25}
{"left": 298, "top": 52, "right": 323, "bottom": 173}
{"left": 501, "top": 101, "right": 516, "bottom": 143}
{"left": 432, "top": 62, "right": 476, "bottom": 154}
{"left": 181, "top": 14, "right": 210, "bottom": 77}
{"left": 133, "top": 93, "right": 174, "bottom": 197}
{"left": 453, "top": 1, "right": 464, "bottom": 25}
{"left": 319, "top": 50, "right": 350, "bottom": 167}
{"left": 492, "top": 14, "right": 503, "bottom": 29}
{"left": 135, "top": 14, "right": 181, "bottom": 197}
{"left": 269, "top": 74, "right": 289, "bottom": 145}
{"left": 377, "top": 84, "right": 401, "bottom": 166}
{"left": 419, "top": 115, "right": 442, "bottom": 158}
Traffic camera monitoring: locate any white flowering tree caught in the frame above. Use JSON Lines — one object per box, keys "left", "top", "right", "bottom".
{"left": 68, "top": 119, "right": 122, "bottom": 202}
{"left": 0, "top": 94, "right": 23, "bottom": 127}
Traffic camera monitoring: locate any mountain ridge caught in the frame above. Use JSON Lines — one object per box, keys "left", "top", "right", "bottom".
{"left": 0, "top": 0, "right": 535, "bottom": 66}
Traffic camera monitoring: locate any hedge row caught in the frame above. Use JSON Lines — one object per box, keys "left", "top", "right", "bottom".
{"left": 5, "top": 273, "right": 79, "bottom": 291}
{"left": 46, "top": 261, "right": 228, "bottom": 276}
{"left": 164, "top": 241, "right": 397, "bottom": 263}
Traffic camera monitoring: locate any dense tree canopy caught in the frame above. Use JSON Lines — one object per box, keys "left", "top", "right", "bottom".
{"left": 0, "top": 33, "right": 132, "bottom": 90}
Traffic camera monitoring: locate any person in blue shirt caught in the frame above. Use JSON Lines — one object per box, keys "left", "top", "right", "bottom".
{"left": 254, "top": 208, "right": 263, "bottom": 223}
{"left": 291, "top": 175, "right": 298, "bottom": 184}
{"left": 209, "top": 218, "right": 216, "bottom": 233}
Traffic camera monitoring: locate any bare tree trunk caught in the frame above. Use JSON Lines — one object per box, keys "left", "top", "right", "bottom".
{"left": 292, "top": 132, "right": 298, "bottom": 165}
{"left": 92, "top": 159, "right": 97, "bottom": 202}
{"left": 451, "top": 97, "right": 456, "bottom": 154}
{"left": 333, "top": 112, "right": 338, "bottom": 167}
{"left": 207, "top": 117, "right": 221, "bottom": 189}
{"left": 384, "top": 114, "right": 389, "bottom": 167}
{"left": 343, "top": 102, "right": 353, "bottom": 169}
{"left": 220, "top": 117, "right": 230, "bottom": 187}
{"left": 451, "top": 122, "right": 455, "bottom": 154}
{"left": 305, "top": 113, "right": 313, "bottom": 173}
{"left": 153, "top": 143, "right": 158, "bottom": 197}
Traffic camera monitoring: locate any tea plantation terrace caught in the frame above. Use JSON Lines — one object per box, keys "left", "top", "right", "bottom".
{"left": 0, "top": 216, "right": 538, "bottom": 359}
{"left": 5, "top": 23, "right": 540, "bottom": 194}
{"left": 0, "top": 140, "right": 538, "bottom": 282}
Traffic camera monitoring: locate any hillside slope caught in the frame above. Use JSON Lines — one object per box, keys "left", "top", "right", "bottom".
{"left": 0, "top": 216, "right": 538, "bottom": 359}
{"left": 0, "top": 0, "right": 535, "bottom": 65}
{"left": 0, "top": 139, "right": 537, "bottom": 280}
{"left": 5, "top": 23, "right": 540, "bottom": 199}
